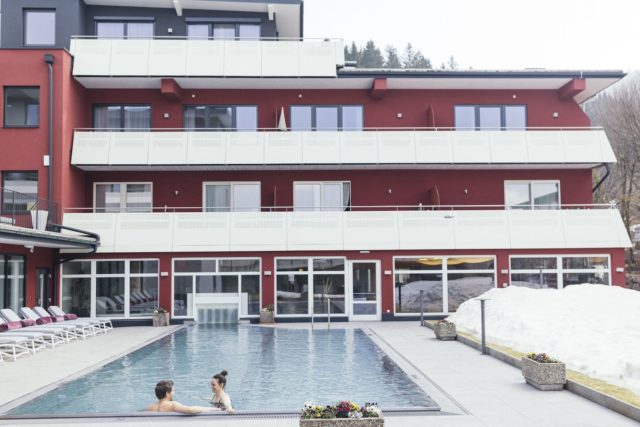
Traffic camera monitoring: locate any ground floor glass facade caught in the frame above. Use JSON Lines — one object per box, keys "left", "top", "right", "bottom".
{"left": 0, "top": 254, "right": 25, "bottom": 312}
{"left": 510, "top": 255, "right": 610, "bottom": 289}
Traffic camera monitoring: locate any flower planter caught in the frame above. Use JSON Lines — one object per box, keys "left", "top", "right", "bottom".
{"left": 260, "top": 311, "right": 275, "bottom": 324}
{"left": 521, "top": 357, "right": 566, "bottom": 391}
{"left": 152, "top": 312, "right": 170, "bottom": 327}
{"left": 434, "top": 322, "right": 456, "bottom": 341}
{"left": 300, "top": 417, "right": 384, "bottom": 427}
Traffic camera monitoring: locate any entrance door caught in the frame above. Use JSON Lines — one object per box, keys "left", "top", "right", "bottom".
{"left": 36, "top": 268, "right": 52, "bottom": 307}
{"left": 348, "top": 261, "right": 380, "bottom": 321}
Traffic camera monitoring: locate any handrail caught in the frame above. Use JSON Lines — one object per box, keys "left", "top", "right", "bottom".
{"left": 63, "top": 203, "right": 617, "bottom": 214}
{"left": 0, "top": 187, "right": 59, "bottom": 230}
{"left": 74, "top": 126, "right": 605, "bottom": 132}
{"left": 71, "top": 35, "right": 342, "bottom": 42}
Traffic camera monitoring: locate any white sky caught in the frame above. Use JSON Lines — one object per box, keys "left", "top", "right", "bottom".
{"left": 303, "top": 0, "right": 640, "bottom": 71}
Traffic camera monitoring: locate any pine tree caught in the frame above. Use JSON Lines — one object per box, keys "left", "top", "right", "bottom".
{"left": 359, "top": 40, "right": 384, "bottom": 68}
{"left": 402, "top": 43, "right": 416, "bottom": 69}
{"left": 384, "top": 45, "right": 402, "bottom": 68}
{"left": 447, "top": 55, "right": 458, "bottom": 70}
{"left": 348, "top": 41, "right": 360, "bottom": 64}
{"left": 402, "top": 43, "right": 432, "bottom": 69}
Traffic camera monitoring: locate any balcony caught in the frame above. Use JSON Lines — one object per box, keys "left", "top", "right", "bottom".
{"left": 61, "top": 205, "right": 631, "bottom": 254}
{"left": 69, "top": 37, "right": 345, "bottom": 80}
{"left": 70, "top": 128, "right": 616, "bottom": 170}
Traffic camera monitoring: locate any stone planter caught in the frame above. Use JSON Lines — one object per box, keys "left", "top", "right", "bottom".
{"left": 260, "top": 311, "right": 275, "bottom": 324}
{"left": 434, "top": 322, "right": 456, "bottom": 340}
{"left": 152, "top": 312, "right": 170, "bottom": 327}
{"left": 300, "top": 417, "right": 384, "bottom": 427}
{"left": 521, "top": 357, "right": 566, "bottom": 391}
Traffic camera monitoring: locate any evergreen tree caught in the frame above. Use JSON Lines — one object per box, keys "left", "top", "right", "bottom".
{"left": 359, "top": 40, "right": 384, "bottom": 68}
{"left": 384, "top": 45, "right": 402, "bottom": 68}
{"left": 447, "top": 55, "right": 459, "bottom": 70}
{"left": 402, "top": 43, "right": 432, "bottom": 69}
{"left": 402, "top": 43, "right": 416, "bottom": 68}
{"left": 348, "top": 41, "right": 360, "bottom": 64}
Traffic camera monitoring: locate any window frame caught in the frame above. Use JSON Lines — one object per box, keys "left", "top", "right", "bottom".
{"left": 0, "top": 253, "right": 27, "bottom": 313}
{"left": 509, "top": 254, "right": 611, "bottom": 289}
{"left": 93, "top": 182, "right": 153, "bottom": 213}
{"left": 289, "top": 105, "right": 365, "bottom": 131}
{"left": 454, "top": 104, "right": 527, "bottom": 130}
{"left": 3, "top": 86, "right": 40, "bottom": 128}
{"left": 23, "top": 9, "right": 56, "bottom": 47}
{"left": 94, "top": 19, "right": 155, "bottom": 39}
{"left": 91, "top": 104, "right": 152, "bottom": 131}
{"left": 504, "top": 180, "right": 561, "bottom": 210}
{"left": 185, "top": 22, "right": 262, "bottom": 40}
{"left": 292, "top": 181, "right": 351, "bottom": 212}
{"left": 1, "top": 171, "right": 38, "bottom": 215}
{"left": 201, "top": 181, "right": 261, "bottom": 212}
{"left": 183, "top": 105, "right": 258, "bottom": 131}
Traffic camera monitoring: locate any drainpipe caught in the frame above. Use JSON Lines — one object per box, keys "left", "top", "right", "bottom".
{"left": 592, "top": 163, "right": 610, "bottom": 193}
{"left": 44, "top": 54, "right": 55, "bottom": 217}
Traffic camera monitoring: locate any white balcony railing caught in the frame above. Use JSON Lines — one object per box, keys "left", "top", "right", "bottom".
{"left": 69, "top": 37, "right": 345, "bottom": 78}
{"left": 71, "top": 128, "right": 616, "bottom": 169}
{"left": 62, "top": 207, "right": 631, "bottom": 254}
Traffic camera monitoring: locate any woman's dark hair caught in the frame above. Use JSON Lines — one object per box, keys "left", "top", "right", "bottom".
{"left": 213, "top": 370, "right": 228, "bottom": 388}
{"left": 155, "top": 380, "right": 174, "bottom": 399}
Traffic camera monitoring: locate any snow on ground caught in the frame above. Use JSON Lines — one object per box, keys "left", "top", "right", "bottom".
{"left": 447, "top": 285, "right": 640, "bottom": 395}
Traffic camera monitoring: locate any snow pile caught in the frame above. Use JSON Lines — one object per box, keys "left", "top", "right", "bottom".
{"left": 447, "top": 285, "right": 640, "bottom": 394}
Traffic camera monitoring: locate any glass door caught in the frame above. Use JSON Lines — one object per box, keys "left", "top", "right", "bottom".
{"left": 36, "top": 268, "right": 52, "bottom": 307}
{"left": 348, "top": 261, "right": 380, "bottom": 321}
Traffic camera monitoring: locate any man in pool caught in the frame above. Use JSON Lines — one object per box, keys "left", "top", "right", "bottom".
{"left": 146, "top": 380, "right": 212, "bottom": 414}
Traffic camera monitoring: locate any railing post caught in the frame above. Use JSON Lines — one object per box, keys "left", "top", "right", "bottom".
{"left": 419, "top": 290, "right": 424, "bottom": 326}
{"left": 479, "top": 298, "right": 488, "bottom": 355}
{"left": 327, "top": 297, "right": 331, "bottom": 330}
{"left": 12, "top": 191, "right": 15, "bottom": 226}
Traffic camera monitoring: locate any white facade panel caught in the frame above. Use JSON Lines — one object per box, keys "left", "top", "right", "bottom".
{"left": 227, "top": 133, "right": 264, "bottom": 164}
{"left": 340, "top": 132, "right": 378, "bottom": 164}
{"left": 526, "top": 131, "right": 564, "bottom": 163}
{"left": 302, "top": 132, "right": 341, "bottom": 164}
{"left": 185, "top": 40, "right": 225, "bottom": 76}
{"left": 415, "top": 132, "right": 454, "bottom": 163}
{"left": 261, "top": 41, "right": 300, "bottom": 76}
{"left": 264, "top": 132, "right": 303, "bottom": 164}
{"left": 70, "top": 39, "right": 112, "bottom": 76}
{"left": 377, "top": 132, "right": 415, "bottom": 163}
{"left": 62, "top": 209, "right": 631, "bottom": 253}
{"left": 299, "top": 41, "right": 339, "bottom": 77}
{"left": 453, "top": 132, "right": 492, "bottom": 163}
{"left": 562, "top": 130, "right": 605, "bottom": 163}
{"left": 148, "top": 40, "right": 187, "bottom": 76}
{"left": 187, "top": 132, "right": 226, "bottom": 164}
{"left": 224, "top": 41, "right": 262, "bottom": 76}
{"left": 489, "top": 131, "right": 528, "bottom": 163}
{"left": 148, "top": 132, "right": 188, "bottom": 165}
{"left": 108, "top": 133, "right": 149, "bottom": 165}
{"left": 109, "top": 40, "right": 150, "bottom": 76}
{"left": 71, "top": 131, "right": 110, "bottom": 165}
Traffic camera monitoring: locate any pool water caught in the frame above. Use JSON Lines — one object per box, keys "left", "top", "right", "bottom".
{"left": 8, "top": 325, "right": 435, "bottom": 415}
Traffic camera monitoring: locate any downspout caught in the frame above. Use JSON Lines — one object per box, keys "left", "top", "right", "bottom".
{"left": 44, "top": 54, "right": 55, "bottom": 216}
{"left": 592, "top": 163, "right": 610, "bottom": 193}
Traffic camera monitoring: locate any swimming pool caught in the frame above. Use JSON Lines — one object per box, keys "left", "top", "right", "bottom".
{"left": 7, "top": 325, "right": 436, "bottom": 415}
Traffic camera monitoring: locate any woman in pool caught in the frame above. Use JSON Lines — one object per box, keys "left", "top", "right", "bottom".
{"left": 147, "top": 380, "right": 211, "bottom": 414}
{"left": 210, "top": 370, "right": 234, "bottom": 414}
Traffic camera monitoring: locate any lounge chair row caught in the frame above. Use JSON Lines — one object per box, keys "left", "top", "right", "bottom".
{"left": 0, "top": 306, "right": 113, "bottom": 363}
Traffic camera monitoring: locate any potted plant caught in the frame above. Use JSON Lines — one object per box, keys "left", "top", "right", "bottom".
{"left": 152, "top": 307, "right": 170, "bottom": 327}
{"left": 521, "top": 352, "right": 566, "bottom": 391}
{"left": 433, "top": 319, "right": 456, "bottom": 340}
{"left": 300, "top": 401, "right": 383, "bottom": 426}
{"left": 260, "top": 304, "right": 275, "bottom": 324}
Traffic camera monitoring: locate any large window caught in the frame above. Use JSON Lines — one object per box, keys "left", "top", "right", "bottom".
{"left": 293, "top": 182, "right": 351, "bottom": 211}
{"left": 4, "top": 87, "right": 39, "bottom": 127}
{"left": 24, "top": 10, "right": 56, "bottom": 46}
{"left": 94, "top": 182, "right": 152, "bottom": 213}
{"left": 186, "top": 23, "right": 261, "bottom": 40}
{"left": 0, "top": 255, "right": 25, "bottom": 313}
{"left": 173, "top": 258, "right": 261, "bottom": 318}
{"left": 203, "top": 182, "right": 260, "bottom": 212}
{"left": 184, "top": 105, "right": 257, "bottom": 131}
{"left": 290, "top": 106, "right": 364, "bottom": 131}
{"left": 454, "top": 105, "right": 526, "bottom": 130}
{"left": 61, "top": 260, "right": 159, "bottom": 318}
{"left": 96, "top": 21, "right": 154, "bottom": 39}
{"left": 505, "top": 181, "right": 560, "bottom": 210}
{"left": 2, "top": 172, "right": 38, "bottom": 215}
{"left": 93, "top": 105, "right": 151, "bottom": 131}
{"left": 275, "top": 258, "right": 346, "bottom": 316}
{"left": 510, "top": 255, "right": 610, "bottom": 289}
{"left": 394, "top": 256, "right": 495, "bottom": 315}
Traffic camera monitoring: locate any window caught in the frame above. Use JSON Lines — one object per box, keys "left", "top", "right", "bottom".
{"left": 184, "top": 105, "right": 257, "bottom": 131}
{"left": 4, "top": 87, "right": 39, "bottom": 127}
{"left": 94, "top": 183, "right": 152, "bottom": 213}
{"left": 0, "top": 255, "right": 25, "bottom": 313}
{"left": 61, "top": 259, "right": 159, "bottom": 318}
{"left": 293, "top": 182, "right": 350, "bottom": 211}
{"left": 505, "top": 181, "right": 560, "bottom": 210}
{"left": 290, "top": 106, "right": 364, "bottom": 131}
{"left": 173, "top": 258, "right": 261, "bottom": 317}
{"left": 203, "top": 182, "right": 260, "bottom": 212}
{"left": 186, "top": 23, "right": 261, "bottom": 40}
{"left": 24, "top": 10, "right": 55, "bottom": 46}
{"left": 275, "top": 258, "right": 346, "bottom": 316}
{"left": 510, "top": 256, "right": 610, "bottom": 289}
{"left": 96, "top": 21, "right": 154, "bottom": 39}
{"left": 394, "top": 256, "right": 495, "bottom": 314}
{"left": 454, "top": 105, "right": 527, "bottom": 130}
{"left": 93, "top": 105, "right": 151, "bottom": 131}
{"left": 2, "top": 172, "right": 38, "bottom": 214}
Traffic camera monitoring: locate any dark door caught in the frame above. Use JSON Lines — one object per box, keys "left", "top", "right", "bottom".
{"left": 36, "top": 268, "right": 53, "bottom": 307}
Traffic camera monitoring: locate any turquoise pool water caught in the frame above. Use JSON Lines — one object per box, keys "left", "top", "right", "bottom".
{"left": 7, "top": 325, "right": 435, "bottom": 415}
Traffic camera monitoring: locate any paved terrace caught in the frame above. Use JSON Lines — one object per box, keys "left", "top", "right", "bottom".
{"left": 0, "top": 322, "right": 636, "bottom": 426}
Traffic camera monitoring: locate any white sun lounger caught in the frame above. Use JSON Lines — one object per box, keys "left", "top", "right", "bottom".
{"left": 47, "top": 306, "right": 113, "bottom": 332}
{"left": 0, "top": 336, "right": 32, "bottom": 361}
{"left": 19, "top": 307, "right": 83, "bottom": 342}
{"left": 31, "top": 306, "right": 99, "bottom": 339}
{"left": 0, "top": 310, "right": 66, "bottom": 348}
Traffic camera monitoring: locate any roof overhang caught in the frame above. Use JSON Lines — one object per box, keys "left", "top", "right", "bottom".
{"left": 0, "top": 225, "right": 99, "bottom": 250}
{"left": 82, "top": 0, "right": 302, "bottom": 38}
{"left": 74, "top": 69, "right": 624, "bottom": 103}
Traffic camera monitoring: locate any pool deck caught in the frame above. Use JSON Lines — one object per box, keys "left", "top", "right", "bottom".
{"left": 0, "top": 321, "right": 637, "bottom": 426}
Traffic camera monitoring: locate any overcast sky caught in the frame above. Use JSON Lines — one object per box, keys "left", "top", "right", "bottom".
{"left": 304, "top": 0, "right": 640, "bottom": 71}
